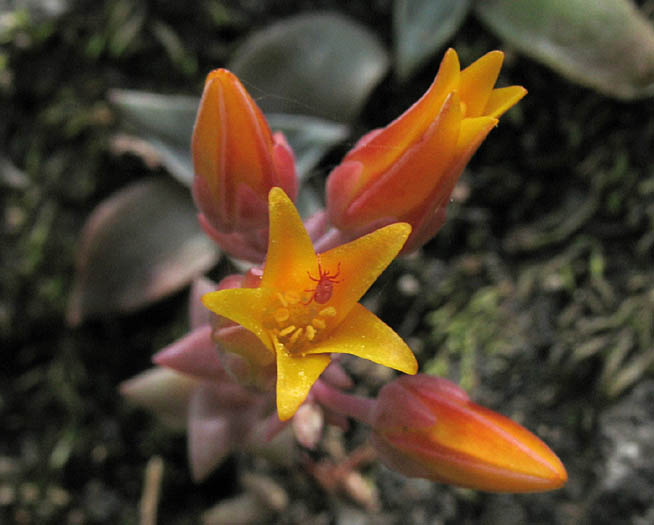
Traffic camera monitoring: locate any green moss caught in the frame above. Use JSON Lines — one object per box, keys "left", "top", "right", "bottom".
{"left": 424, "top": 284, "right": 521, "bottom": 391}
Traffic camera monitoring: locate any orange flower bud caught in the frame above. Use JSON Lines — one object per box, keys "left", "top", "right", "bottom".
{"left": 192, "top": 69, "right": 298, "bottom": 234}
{"left": 326, "top": 49, "right": 527, "bottom": 252}
{"left": 371, "top": 375, "right": 567, "bottom": 493}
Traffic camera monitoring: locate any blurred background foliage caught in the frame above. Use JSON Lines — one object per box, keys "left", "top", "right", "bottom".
{"left": 2, "top": 0, "right": 654, "bottom": 523}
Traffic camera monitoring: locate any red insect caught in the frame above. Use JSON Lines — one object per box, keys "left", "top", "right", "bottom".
{"left": 304, "top": 261, "right": 342, "bottom": 304}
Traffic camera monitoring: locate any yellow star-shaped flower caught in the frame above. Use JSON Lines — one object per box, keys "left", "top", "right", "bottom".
{"left": 203, "top": 187, "right": 418, "bottom": 420}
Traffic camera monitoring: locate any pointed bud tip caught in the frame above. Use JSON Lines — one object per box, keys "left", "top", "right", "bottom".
{"left": 205, "top": 67, "right": 237, "bottom": 86}
{"left": 192, "top": 69, "right": 298, "bottom": 236}
{"left": 372, "top": 375, "right": 568, "bottom": 493}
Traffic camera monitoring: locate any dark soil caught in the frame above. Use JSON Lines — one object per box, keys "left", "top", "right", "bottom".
{"left": 3, "top": 1, "right": 654, "bottom": 524}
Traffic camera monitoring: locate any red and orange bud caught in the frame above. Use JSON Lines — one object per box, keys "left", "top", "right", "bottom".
{"left": 370, "top": 375, "right": 567, "bottom": 493}
{"left": 326, "top": 49, "right": 527, "bottom": 252}
{"left": 192, "top": 69, "right": 298, "bottom": 234}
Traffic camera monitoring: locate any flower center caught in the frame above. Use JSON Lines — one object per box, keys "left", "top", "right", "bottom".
{"left": 266, "top": 290, "right": 337, "bottom": 355}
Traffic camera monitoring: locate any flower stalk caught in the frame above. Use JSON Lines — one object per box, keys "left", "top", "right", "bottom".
{"left": 119, "top": 48, "right": 567, "bottom": 493}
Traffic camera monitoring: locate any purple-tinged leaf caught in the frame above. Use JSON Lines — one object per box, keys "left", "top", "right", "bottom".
{"left": 187, "top": 384, "right": 233, "bottom": 481}
{"left": 120, "top": 367, "right": 198, "bottom": 430}
{"left": 153, "top": 325, "right": 227, "bottom": 381}
{"left": 189, "top": 277, "right": 217, "bottom": 329}
{"left": 67, "top": 178, "right": 219, "bottom": 325}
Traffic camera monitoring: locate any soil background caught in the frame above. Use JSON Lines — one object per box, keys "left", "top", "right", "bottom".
{"left": 3, "top": 1, "right": 654, "bottom": 524}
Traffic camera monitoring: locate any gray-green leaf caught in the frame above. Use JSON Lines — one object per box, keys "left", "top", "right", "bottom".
{"left": 394, "top": 0, "right": 471, "bottom": 80}
{"left": 266, "top": 113, "right": 349, "bottom": 179}
{"left": 109, "top": 89, "right": 197, "bottom": 186}
{"left": 229, "top": 12, "right": 389, "bottom": 122}
{"left": 110, "top": 89, "right": 349, "bottom": 182}
{"left": 476, "top": 0, "right": 654, "bottom": 100}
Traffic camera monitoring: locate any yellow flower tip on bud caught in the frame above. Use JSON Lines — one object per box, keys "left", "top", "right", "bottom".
{"left": 326, "top": 49, "right": 527, "bottom": 253}
{"left": 371, "top": 375, "right": 567, "bottom": 493}
{"left": 192, "top": 69, "right": 298, "bottom": 234}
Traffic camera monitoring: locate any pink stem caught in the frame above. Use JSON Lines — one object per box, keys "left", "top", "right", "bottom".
{"left": 312, "top": 380, "right": 375, "bottom": 426}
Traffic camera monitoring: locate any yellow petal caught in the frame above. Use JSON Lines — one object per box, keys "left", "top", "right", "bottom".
{"left": 276, "top": 351, "right": 331, "bottom": 420}
{"left": 483, "top": 86, "right": 528, "bottom": 119}
{"left": 262, "top": 187, "right": 318, "bottom": 292}
{"left": 459, "top": 50, "right": 504, "bottom": 118}
{"left": 202, "top": 288, "right": 275, "bottom": 350}
{"left": 455, "top": 116, "right": 498, "bottom": 158}
{"left": 305, "top": 303, "right": 417, "bottom": 375}
{"left": 318, "top": 223, "right": 411, "bottom": 325}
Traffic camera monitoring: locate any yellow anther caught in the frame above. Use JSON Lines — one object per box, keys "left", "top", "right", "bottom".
{"left": 289, "top": 327, "right": 303, "bottom": 345}
{"left": 274, "top": 308, "right": 290, "bottom": 324}
{"left": 269, "top": 290, "right": 336, "bottom": 353}
{"left": 319, "top": 306, "right": 337, "bottom": 317}
{"left": 276, "top": 292, "right": 288, "bottom": 307}
{"left": 312, "top": 318, "right": 326, "bottom": 330}
{"left": 279, "top": 325, "right": 297, "bottom": 337}
{"left": 285, "top": 291, "right": 300, "bottom": 305}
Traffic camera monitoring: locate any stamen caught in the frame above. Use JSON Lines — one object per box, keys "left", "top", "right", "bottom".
{"left": 289, "top": 328, "right": 303, "bottom": 345}
{"left": 267, "top": 288, "right": 338, "bottom": 354}
{"left": 276, "top": 292, "right": 288, "bottom": 307}
{"left": 285, "top": 291, "right": 300, "bottom": 305}
{"left": 271, "top": 333, "right": 283, "bottom": 352}
{"left": 279, "top": 325, "right": 297, "bottom": 337}
{"left": 319, "top": 306, "right": 337, "bottom": 318}
{"left": 312, "top": 318, "right": 326, "bottom": 330}
{"left": 274, "top": 307, "right": 290, "bottom": 323}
